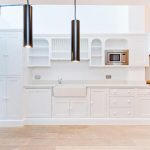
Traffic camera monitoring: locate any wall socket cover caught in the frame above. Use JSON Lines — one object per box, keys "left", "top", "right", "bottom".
{"left": 34, "top": 75, "right": 41, "bottom": 80}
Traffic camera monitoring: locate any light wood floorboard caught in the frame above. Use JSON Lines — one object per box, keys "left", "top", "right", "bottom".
{"left": 0, "top": 126, "right": 150, "bottom": 150}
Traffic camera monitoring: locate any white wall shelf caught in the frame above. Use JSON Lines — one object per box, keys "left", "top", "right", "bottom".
{"left": 28, "top": 34, "right": 148, "bottom": 67}
{"left": 51, "top": 38, "right": 89, "bottom": 60}
{"left": 90, "top": 39, "right": 103, "bottom": 66}
{"left": 28, "top": 39, "right": 50, "bottom": 67}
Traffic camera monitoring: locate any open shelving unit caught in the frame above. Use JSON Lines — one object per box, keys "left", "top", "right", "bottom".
{"left": 51, "top": 38, "right": 89, "bottom": 60}
{"left": 90, "top": 39, "right": 103, "bottom": 66}
{"left": 28, "top": 39, "right": 50, "bottom": 67}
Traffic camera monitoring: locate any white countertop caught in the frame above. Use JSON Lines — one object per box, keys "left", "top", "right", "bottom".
{"left": 24, "top": 80, "right": 150, "bottom": 89}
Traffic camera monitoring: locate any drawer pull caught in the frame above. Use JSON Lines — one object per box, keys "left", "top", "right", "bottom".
{"left": 128, "top": 100, "right": 131, "bottom": 103}
{"left": 113, "top": 101, "right": 117, "bottom": 104}
{"left": 3, "top": 97, "right": 9, "bottom": 101}
{"left": 113, "top": 112, "right": 117, "bottom": 116}
{"left": 70, "top": 107, "right": 72, "bottom": 111}
{"left": 128, "top": 112, "right": 131, "bottom": 115}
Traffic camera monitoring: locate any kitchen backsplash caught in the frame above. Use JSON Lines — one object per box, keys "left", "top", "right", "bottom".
{"left": 30, "top": 61, "right": 145, "bottom": 83}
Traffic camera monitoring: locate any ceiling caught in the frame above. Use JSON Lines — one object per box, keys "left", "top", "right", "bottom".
{"left": 0, "top": 0, "right": 150, "bottom": 5}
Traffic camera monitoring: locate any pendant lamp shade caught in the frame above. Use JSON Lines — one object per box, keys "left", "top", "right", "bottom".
{"left": 23, "top": 4, "right": 33, "bottom": 48}
{"left": 71, "top": 0, "right": 80, "bottom": 62}
{"left": 71, "top": 20, "right": 80, "bottom": 61}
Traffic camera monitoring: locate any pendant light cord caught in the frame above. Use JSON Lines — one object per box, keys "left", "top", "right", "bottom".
{"left": 74, "top": 0, "right": 76, "bottom": 21}
{"left": 27, "top": 0, "right": 30, "bottom": 5}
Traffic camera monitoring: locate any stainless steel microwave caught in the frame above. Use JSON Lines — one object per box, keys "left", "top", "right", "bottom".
{"left": 105, "top": 50, "right": 129, "bottom": 65}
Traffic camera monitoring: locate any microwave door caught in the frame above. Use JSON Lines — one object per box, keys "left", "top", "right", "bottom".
{"left": 108, "top": 53, "right": 121, "bottom": 64}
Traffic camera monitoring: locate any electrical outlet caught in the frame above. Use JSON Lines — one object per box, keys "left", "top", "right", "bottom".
{"left": 34, "top": 75, "right": 41, "bottom": 80}
{"left": 106, "top": 75, "right": 111, "bottom": 79}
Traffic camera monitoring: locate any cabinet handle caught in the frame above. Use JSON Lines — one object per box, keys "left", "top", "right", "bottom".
{"left": 128, "top": 111, "right": 131, "bottom": 115}
{"left": 3, "top": 97, "right": 8, "bottom": 101}
{"left": 113, "top": 92, "right": 116, "bottom": 94}
{"left": 70, "top": 107, "right": 72, "bottom": 111}
{"left": 113, "top": 101, "right": 117, "bottom": 104}
{"left": 3, "top": 54, "right": 8, "bottom": 57}
{"left": 113, "top": 112, "right": 117, "bottom": 116}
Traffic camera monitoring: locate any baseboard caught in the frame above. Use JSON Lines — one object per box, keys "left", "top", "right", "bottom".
{"left": 24, "top": 118, "right": 150, "bottom": 125}
{"left": 1, "top": 118, "right": 150, "bottom": 127}
{"left": 0, "top": 119, "right": 24, "bottom": 127}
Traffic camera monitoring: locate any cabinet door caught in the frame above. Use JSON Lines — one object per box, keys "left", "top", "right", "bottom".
{"left": 129, "top": 36, "right": 147, "bottom": 66}
{"left": 0, "top": 79, "right": 5, "bottom": 118}
{"left": 0, "top": 38, "right": 7, "bottom": 75}
{"left": 91, "top": 89, "right": 107, "bottom": 118}
{"left": 6, "top": 78, "right": 22, "bottom": 118}
{"left": 137, "top": 97, "right": 150, "bottom": 118}
{"left": 26, "top": 89, "right": 51, "bottom": 118}
{"left": 52, "top": 100, "right": 69, "bottom": 118}
{"left": 6, "top": 36, "right": 22, "bottom": 75}
{"left": 70, "top": 100, "right": 88, "bottom": 118}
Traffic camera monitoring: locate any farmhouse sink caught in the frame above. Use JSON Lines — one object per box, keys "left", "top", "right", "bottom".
{"left": 53, "top": 84, "right": 87, "bottom": 97}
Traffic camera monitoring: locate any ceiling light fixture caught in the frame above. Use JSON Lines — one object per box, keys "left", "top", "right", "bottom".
{"left": 71, "top": 0, "right": 80, "bottom": 62}
{"left": 23, "top": 0, "right": 33, "bottom": 48}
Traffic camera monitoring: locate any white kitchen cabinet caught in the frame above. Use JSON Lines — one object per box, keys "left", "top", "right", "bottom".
{"left": 129, "top": 36, "right": 148, "bottom": 66}
{"left": 52, "top": 100, "right": 70, "bottom": 118}
{"left": 26, "top": 89, "right": 52, "bottom": 118}
{"left": 137, "top": 97, "right": 150, "bottom": 118}
{"left": 110, "top": 108, "right": 133, "bottom": 118}
{"left": 6, "top": 78, "right": 22, "bottom": 118}
{"left": 109, "top": 88, "right": 135, "bottom": 118}
{"left": 0, "top": 78, "right": 5, "bottom": 119}
{"left": 70, "top": 101, "right": 88, "bottom": 118}
{"left": 109, "top": 97, "right": 134, "bottom": 108}
{"left": 0, "top": 77, "right": 22, "bottom": 119}
{"left": 137, "top": 89, "right": 150, "bottom": 118}
{"left": 90, "top": 89, "right": 107, "bottom": 118}
{"left": 0, "top": 32, "right": 22, "bottom": 75}
{"left": 0, "top": 38, "right": 6, "bottom": 74}
{"left": 52, "top": 98, "right": 88, "bottom": 118}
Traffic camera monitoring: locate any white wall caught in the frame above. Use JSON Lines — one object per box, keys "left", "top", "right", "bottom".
{"left": 0, "top": 5, "right": 145, "bottom": 33}
{"left": 128, "top": 5, "right": 145, "bottom": 33}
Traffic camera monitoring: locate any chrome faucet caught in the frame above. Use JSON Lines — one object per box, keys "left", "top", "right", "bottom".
{"left": 58, "top": 78, "right": 63, "bottom": 84}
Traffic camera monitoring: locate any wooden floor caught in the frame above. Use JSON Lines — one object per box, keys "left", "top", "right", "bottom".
{"left": 0, "top": 126, "right": 150, "bottom": 150}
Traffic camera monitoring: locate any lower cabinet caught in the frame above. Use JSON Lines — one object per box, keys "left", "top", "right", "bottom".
{"left": 52, "top": 100, "right": 69, "bottom": 118}
{"left": 136, "top": 89, "right": 150, "bottom": 118}
{"left": 0, "top": 77, "right": 22, "bottom": 119}
{"left": 0, "top": 78, "right": 5, "bottom": 118}
{"left": 109, "top": 108, "right": 134, "bottom": 118}
{"left": 90, "top": 89, "right": 107, "bottom": 118}
{"left": 109, "top": 89, "right": 135, "bottom": 118}
{"left": 25, "top": 89, "right": 52, "bottom": 118}
{"left": 52, "top": 98, "right": 88, "bottom": 118}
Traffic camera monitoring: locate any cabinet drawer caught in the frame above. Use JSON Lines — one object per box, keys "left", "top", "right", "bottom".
{"left": 109, "top": 89, "right": 135, "bottom": 96}
{"left": 137, "top": 89, "right": 150, "bottom": 95}
{"left": 110, "top": 108, "right": 133, "bottom": 118}
{"left": 110, "top": 97, "right": 133, "bottom": 107}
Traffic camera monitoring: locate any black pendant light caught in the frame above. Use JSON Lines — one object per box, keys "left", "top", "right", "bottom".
{"left": 23, "top": 0, "right": 33, "bottom": 48}
{"left": 71, "top": 0, "right": 80, "bottom": 62}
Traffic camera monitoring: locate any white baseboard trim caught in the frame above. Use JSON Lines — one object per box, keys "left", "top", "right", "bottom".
{"left": 24, "top": 118, "right": 150, "bottom": 125}
{"left": 2, "top": 118, "right": 150, "bottom": 127}
{"left": 0, "top": 119, "right": 24, "bottom": 127}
